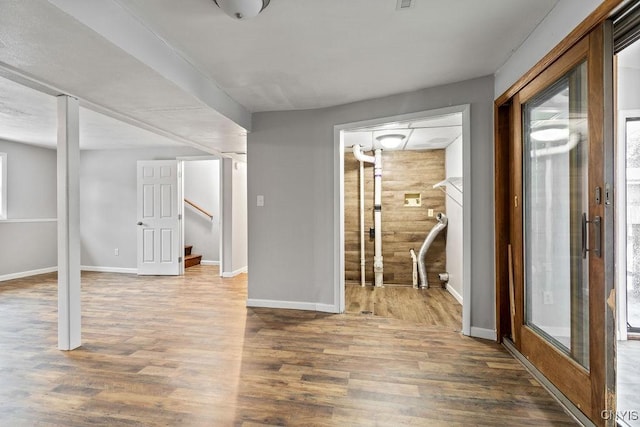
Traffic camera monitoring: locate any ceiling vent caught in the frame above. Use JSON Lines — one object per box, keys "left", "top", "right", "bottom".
{"left": 396, "top": 0, "right": 416, "bottom": 10}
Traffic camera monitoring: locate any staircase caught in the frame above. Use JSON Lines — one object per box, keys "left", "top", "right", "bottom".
{"left": 184, "top": 245, "right": 202, "bottom": 268}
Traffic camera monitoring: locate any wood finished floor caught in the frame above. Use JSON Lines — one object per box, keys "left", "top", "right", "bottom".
{"left": 345, "top": 283, "right": 462, "bottom": 330}
{"left": 0, "top": 266, "right": 576, "bottom": 426}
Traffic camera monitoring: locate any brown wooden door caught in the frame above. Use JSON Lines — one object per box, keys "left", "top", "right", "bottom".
{"left": 509, "top": 25, "right": 612, "bottom": 424}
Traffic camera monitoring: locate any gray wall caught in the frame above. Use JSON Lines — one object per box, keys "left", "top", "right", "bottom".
{"left": 0, "top": 140, "right": 57, "bottom": 278}
{"left": 184, "top": 159, "right": 220, "bottom": 263}
{"left": 79, "top": 146, "right": 205, "bottom": 269}
{"left": 248, "top": 76, "right": 495, "bottom": 331}
{"left": 494, "top": 0, "right": 601, "bottom": 98}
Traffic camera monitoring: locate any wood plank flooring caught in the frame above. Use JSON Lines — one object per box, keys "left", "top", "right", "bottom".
{"left": 345, "top": 283, "right": 462, "bottom": 330}
{"left": 0, "top": 266, "right": 576, "bottom": 426}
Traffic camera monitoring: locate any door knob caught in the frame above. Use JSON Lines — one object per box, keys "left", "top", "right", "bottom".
{"left": 137, "top": 221, "right": 143, "bottom": 226}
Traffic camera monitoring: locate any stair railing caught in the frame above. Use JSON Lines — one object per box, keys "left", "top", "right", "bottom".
{"left": 184, "top": 198, "right": 214, "bottom": 221}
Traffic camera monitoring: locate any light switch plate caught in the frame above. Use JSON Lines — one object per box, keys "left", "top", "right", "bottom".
{"left": 257, "top": 195, "right": 264, "bottom": 207}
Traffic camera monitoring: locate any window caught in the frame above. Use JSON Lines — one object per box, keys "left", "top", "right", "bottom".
{"left": 0, "top": 152, "right": 6, "bottom": 220}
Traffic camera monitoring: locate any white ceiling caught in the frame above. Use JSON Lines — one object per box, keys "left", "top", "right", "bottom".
{"left": 0, "top": 0, "right": 560, "bottom": 153}
{"left": 114, "top": 0, "right": 559, "bottom": 112}
{"left": 343, "top": 113, "right": 462, "bottom": 152}
{"left": 0, "top": 75, "right": 186, "bottom": 150}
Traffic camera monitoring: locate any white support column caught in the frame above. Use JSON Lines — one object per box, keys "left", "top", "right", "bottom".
{"left": 57, "top": 95, "right": 81, "bottom": 351}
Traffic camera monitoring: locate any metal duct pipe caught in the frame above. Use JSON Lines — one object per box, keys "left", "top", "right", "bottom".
{"left": 418, "top": 213, "right": 448, "bottom": 289}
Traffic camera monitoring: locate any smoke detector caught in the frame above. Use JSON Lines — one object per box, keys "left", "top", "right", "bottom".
{"left": 396, "top": 0, "right": 416, "bottom": 11}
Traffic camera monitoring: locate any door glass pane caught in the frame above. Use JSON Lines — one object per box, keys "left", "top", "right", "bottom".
{"left": 627, "top": 119, "right": 640, "bottom": 331}
{"left": 523, "top": 61, "right": 589, "bottom": 369}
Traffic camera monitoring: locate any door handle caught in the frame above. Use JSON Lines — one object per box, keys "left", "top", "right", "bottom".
{"left": 137, "top": 221, "right": 143, "bottom": 226}
{"left": 582, "top": 213, "right": 601, "bottom": 259}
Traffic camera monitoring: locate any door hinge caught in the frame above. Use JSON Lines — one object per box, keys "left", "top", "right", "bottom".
{"left": 178, "top": 214, "right": 182, "bottom": 220}
{"left": 179, "top": 257, "right": 182, "bottom": 263}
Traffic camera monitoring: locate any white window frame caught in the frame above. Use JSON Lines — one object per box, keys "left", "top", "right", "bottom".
{"left": 0, "top": 152, "right": 6, "bottom": 220}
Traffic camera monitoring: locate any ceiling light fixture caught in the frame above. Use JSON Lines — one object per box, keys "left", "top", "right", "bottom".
{"left": 530, "top": 126, "right": 570, "bottom": 142}
{"left": 213, "top": 0, "right": 270, "bottom": 20}
{"left": 376, "top": 134, "right": 406, "bottom": 149}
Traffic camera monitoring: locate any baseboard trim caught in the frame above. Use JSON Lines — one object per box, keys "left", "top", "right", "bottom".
{"left": 0, "top": 266, "right": 57, "bottom": 282}
{"left": 221, "top": 266, "right": 247, "bottom": 277}
{"left": 470, "top": 327, "right": 497, "bottom": 341}
{"left": 81, "top": 266, "right": 138, "bottom": 274}
{"left": 247, "top": 299, "right": 339, "bottom": 314}
{"left": 446, "top": 284, "right": 463, "bottom": 304}
{"left": 200, "top": 260, "right": 220, "bottom": 266}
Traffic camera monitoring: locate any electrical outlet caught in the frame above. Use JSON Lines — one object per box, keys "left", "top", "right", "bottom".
{"left": 114, "top": 248, "right": 119, "bottom": 256}
{"left": 543, "top": 291, "right": 553, "bottom": 305}
{"left": 428, "top": 209, "right": 434, "bottom": 217}
{"left": 257, "top": 195, "right": 264, "bottom": 207}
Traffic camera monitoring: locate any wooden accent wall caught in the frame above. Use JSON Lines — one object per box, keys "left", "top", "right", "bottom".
{"left": 344, "top": 150, "right": 446, "bottom": 286}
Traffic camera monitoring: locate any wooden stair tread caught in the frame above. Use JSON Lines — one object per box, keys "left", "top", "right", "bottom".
{"left": 184, "top": 252, "right": 202, "bottom": 268}
{"left": 184, "top": 245, "right": 193, "bottom": 256}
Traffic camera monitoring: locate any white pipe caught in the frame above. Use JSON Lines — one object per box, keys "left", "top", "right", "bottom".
{"left": 353, "top": 144, "right": 375, "bottom": 164}
{"left": 373, "top": 149, "right": 383, "bottom": 287}
{"left": 418, "top": 213, "right": 448, "bottom": 289}
{"left": 351, "top": 144, "right": 383, "bottom": 287}
{"left": 359, "top": 160, "right": 366, "bottom": 287}
{"left": 410, "top": 249, "right": 418, "bottom": 288}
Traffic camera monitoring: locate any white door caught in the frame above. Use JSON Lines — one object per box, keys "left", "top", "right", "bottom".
{"left": 137, "top": 160, "right": 181, "bottom": 275}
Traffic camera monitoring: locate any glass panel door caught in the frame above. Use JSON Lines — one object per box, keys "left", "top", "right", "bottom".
{"left": 506, "top": 24, "right": 613, "bottom": 424}
{"left": 523, "top": 61, "right": 590, "bottom": 368}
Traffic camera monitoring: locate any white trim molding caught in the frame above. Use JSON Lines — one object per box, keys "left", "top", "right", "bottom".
{"left": 81, "top": 266, "right": 137, "bottom": 274}
{"left": 247, "top": 299, "right": 338, "bottom": 313}
{"left": 221, "top": 266, "right": 247, "bottom": 278}
{"left": 0, "top": 151, "right": 6, "bottom": 220}
{"left": 0, "top": 218, "right": 57, "bottom": 223}
{"left": 0, "top": 267, "right": 57, "bottom": 282}
{"left": 470, "top": 327, "right": 497, "bottom": 341}
{"left": 446, "top": 284, "right": 463, "bottom": 305}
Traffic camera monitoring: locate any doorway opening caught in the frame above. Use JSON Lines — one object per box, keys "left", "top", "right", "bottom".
{"left": 182, "top": 158, "right": 221, "bottom": 273}
{"left": 178, "top": 155, "right": 248, "bottom": 279}
{"left": 335, "top": 105, "right": 471, "bottom": 334}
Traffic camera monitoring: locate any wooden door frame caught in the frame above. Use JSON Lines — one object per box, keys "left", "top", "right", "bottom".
{"left": 494, "top": 3, "right": 621, "bottom": 424}
{"left": 496, "top": 0, "right": 624, "bottom": 343}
